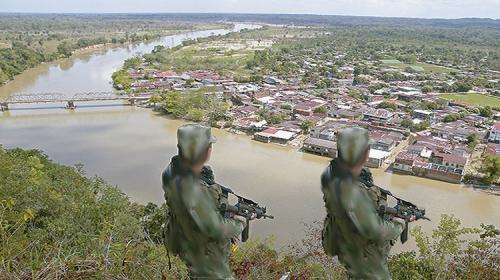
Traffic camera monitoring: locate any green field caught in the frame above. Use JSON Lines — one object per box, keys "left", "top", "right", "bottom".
{"left": 381, "top": 59, "right": 402, "bottom": 64}
{"left": 382, "top": 60, "right": 456, "bottom": 73}
{"left": 440, "top": 93, "right": 500, "bottom": 108}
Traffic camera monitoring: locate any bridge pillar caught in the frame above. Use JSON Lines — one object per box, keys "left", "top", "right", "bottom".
{"left": 129, "top": 98, "right": 136, "bottom": 106}
{"left": 0, "top": 102, "right": 8, "bottom": 111}
{"left": 66, "top": 101, "right": 76, "bottom": 110}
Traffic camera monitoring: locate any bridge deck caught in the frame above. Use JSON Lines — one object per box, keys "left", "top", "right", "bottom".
{"left": 2, "top": 92, "right": 152, "bottom": 104}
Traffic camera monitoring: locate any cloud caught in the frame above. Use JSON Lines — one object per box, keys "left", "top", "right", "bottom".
{"left": 1, "top": 0, "right": 499, "bottom": 19}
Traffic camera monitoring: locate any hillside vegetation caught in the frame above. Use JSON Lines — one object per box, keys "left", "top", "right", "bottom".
{"left": 0, "top": 146, "right": 498, "bottom": 279}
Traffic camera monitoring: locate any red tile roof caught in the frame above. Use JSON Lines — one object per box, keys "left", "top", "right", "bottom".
{"left": 262, "top": 128, "right": 279, "bottom": 135}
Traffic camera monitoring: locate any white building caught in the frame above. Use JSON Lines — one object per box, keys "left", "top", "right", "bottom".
{"left": 489, "top": 123, "right": 500, "bottom": 143}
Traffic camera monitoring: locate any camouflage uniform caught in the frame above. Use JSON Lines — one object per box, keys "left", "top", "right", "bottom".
{"left": 321, "top": 128, "right": 404, "bottom": 280}
{"left": 162, "top": 125, "right": 244, "bottom": 279}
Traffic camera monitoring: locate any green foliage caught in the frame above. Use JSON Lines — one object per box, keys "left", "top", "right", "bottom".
{"left": 348, "top": 89, "right": 365, "bottom": 101}
{"left": 111, "top": 69, "right": 132, "bottom": 90}
{"left": 377, "top": 101, "right": 398, "bottom": 111}
{"left": 300, "top": 120, "right": 316, "bottom": 133}
{"left": 0, "top": 146, "right": 187, "bottom": 279}
{"left": 479, "top": 106, "right": 493, "bottom": 118}
{"left": 56, "top": 41, "right": 74, "bottom": 57}
{"left": 389, "top": 215, "right": 499, "bottom": 280}
{"left": 401, "top": 117, "right": 414, "bottom": 129}
{"left": 0, "top": 42, "right": 46, "bottom": 81}
{"left": 467, "top": 133, "right": 479, "bottom": 150}
{"left": 160, "top": 91, "right": 230, "bottom": 123}
{"left": 420, "top": 101, "right": 440, "bottom": 110}
{"left": 441, "top": 94, "right": 500, "bottom": 109}
{"left": 257, "top": 109, "right": 286, "bottom": 125}
{"left": 479, "top": 154, "right": 500, "bottom": 185}
{"left": 413, "top": 120, "right": 431, "bottom": 131}
{"left": 443, "top": 110, "right": 469, "bottom": 123}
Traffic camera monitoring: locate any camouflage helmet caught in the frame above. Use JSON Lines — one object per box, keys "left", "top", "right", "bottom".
{"left": 177, "top": 124, "right": 217, "bottom": 164}
{"left": 337, "top": 127, "right": 373, "bottom": 167}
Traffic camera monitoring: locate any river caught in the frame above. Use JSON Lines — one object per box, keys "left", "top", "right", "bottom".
{"left": 0, "top": 23, "right": 498, "bottom": 252}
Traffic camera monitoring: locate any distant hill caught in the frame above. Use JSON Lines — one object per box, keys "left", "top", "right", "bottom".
{"left": 0, "top": 12, "right": 498, "bottom": 28}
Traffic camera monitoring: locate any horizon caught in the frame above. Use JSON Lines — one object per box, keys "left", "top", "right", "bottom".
{"left": 0, "top": 11, "right": 498, "bottom": 21}
{"left": 1, "top": 0, "right": 499, "bottom": 20}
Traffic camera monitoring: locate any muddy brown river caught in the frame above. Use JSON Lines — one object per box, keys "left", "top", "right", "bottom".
{"left": 0, "top": 24, "right": 498, "bottom": 251}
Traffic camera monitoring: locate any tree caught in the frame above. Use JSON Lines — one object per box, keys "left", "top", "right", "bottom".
{"left": 479, "top": 154, "right": 500, "bottom": 185}
{"left": 149, "top": 95, "right": 162, "bottom": 108}
{"left": 401, "top": 117, "right": 413, "bottom": 129}
{"left": 467, "top": 133, "right": 479, "bottom": 150}
{"left": 377, "top": 102, "right": 398, "bottom": 111}
{"left": 479, "top": 106, "right": 493, "bottom": 118}
{"left": 56, "top": 41, "right": 73, "bottom": 57}
{"left": 300, "top": 120, "right": 316, "bottom": 133}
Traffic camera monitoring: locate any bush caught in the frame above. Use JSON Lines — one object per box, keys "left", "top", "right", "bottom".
{"left": 0, "top": 147, "right": 187, "bottom": 279}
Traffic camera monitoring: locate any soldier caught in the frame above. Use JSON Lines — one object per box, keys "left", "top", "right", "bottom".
{"left": 321, "top": 127, "right": 414, "bottom": 280}
{"left": 162, "top": 124, "right": 254, "bottom": 279}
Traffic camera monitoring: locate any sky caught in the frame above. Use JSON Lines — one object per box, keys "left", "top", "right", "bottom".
{"left": 1, "top": 0, "right": 499, "bottom": 19}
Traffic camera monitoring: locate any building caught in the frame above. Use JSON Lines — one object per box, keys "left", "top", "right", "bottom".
{"left": 363, "top": 108, "right": 394, "bottom": 124}
{"left": 293, "top": 101, "right": 325, "bottom": 116}
{"left": 433, "top": 153, "right": 468, "bottom": 170}
{"left": 303, "top": 137, "right": 337, "bottom": 157}
{"left": 413, "top": 109, "right": 434, "bottom": 121}
{"left": 393, "top": 152, "right": 418, "bottom": 173}
{"left": 254, "top": 128, "right": 296, "bottom": 144}
{"left": 488, "top": 123, "right": 500, "bottom": 143}
{"left": 366, "top": 149, "right": 390, "bottom": 168}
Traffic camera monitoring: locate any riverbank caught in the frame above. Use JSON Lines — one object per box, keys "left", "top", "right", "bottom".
{"left": 0, "top": 24, "right": 232, "bottom": 87}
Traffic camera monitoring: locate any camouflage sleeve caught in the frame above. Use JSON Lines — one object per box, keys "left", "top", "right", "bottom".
{"left": 185, "top": 176, "right": 245, "bottom": 241}
{"left": 342, "top": 180, "right": 404, "bottom": 242}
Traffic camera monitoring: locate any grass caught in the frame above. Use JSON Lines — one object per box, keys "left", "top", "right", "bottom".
{"left": 381, "top": 59, "right": 456, "bottom": 73}
{"left": 440, "top": 93, "right": 500, "bottom": 108}
{"left": 381, "top": 59, "right": 402, "bottom": 64}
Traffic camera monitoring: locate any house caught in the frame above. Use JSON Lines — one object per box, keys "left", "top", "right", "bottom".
{"left": 488, "top": 123, "right": 500, "bottom": 143}
{"left": 371, "top": 138, "right": 396, "bottom": 152}
{"left": 413, "top": 109, "right": 434, "bottom": 121}
{"left": 328, "top": 107, "right": 363, "bottom": 120}
{"left": 263, "top": 76, "right": 282, "bottom": 85}
{"left": 433, "top": 152, "right": 468, "bottom": 170}
{"left": 367, "top": 149, "right": 390, "bottom": 168}
{"left": 303, "top": 137, "right": 337, "bottom": 157}
{"left": 363, "top": 108, "right": 394, "bottom": 124}
{"left": 293, "top": 101, "right": 325, "bottom": 116}
{"left": 393, "top": 152, "right": 418, "bottom": 173}
{"left": 254, "top": 128, "right": 296, "bottom": 144}
{"left": 486, "top": 143, "right": 500, "bottom": 155}
{"left": 432, "top": 121, "right": 486, "bottom": 143}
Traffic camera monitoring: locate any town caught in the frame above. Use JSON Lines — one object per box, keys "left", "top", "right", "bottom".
{"left": 114, "top": 25, "right": 500, "bottom": 189}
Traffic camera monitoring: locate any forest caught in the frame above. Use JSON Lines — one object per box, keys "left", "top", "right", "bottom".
{"left": 0, "top": 146, "right": 498, "bottom": 279}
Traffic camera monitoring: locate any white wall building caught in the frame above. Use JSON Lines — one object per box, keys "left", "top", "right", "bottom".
{"left": 489, "top": 123, "right": 500, "bottom": 143}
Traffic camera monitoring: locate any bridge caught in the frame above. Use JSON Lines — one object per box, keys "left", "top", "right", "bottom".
{"left": 0, "top": 92, "right": 152, "bottom": 111}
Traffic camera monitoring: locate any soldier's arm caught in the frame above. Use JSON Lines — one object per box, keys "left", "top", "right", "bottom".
{"left": 185, "top": 177, "right": 245, "bottom": 241}
{"left": 343, "top": 181, "right": 404, "bottom": 242}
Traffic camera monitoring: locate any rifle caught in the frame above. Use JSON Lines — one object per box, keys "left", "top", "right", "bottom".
{"left": 201, "top": 167, "right": 274, "bottom": 242}
{"left": 360, "top": 169, "right": 430, "bottom": 243}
